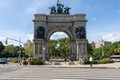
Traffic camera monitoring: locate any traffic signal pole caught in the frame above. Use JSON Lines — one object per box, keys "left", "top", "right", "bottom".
{"left": 5, "top": 37, "right": 24, "bottom": 65}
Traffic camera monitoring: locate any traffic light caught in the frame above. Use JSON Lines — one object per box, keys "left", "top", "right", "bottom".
{"left": 5, "top": 38, "right": 8, "bottom": 45}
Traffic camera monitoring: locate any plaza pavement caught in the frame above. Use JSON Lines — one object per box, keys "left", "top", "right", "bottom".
{"left": 1, "top": 62, "right": 120, "bottom": 80}
{"left": 45, "top": 62, "right": 120, "bottom": 69}
{"left": 1, "top": 62, "right": 120, "bottom": 69}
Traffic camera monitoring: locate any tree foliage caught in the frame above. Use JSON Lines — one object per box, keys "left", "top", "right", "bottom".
{"left": 49, "top": 40, "right": 58, "bottom": 58}
{"left": 24, "top": 43, "right": 34, "bottom": 57}
{"left": 49, "top": 38, "right": 70, "bottom": 58}
{"left": 2, "top": 45, "right": 25, "bottom": 58}
{"left": 0, "top": 41, "right": 5, "bottom": 57}
{"left": 58, "top": 38, "right": 70, "bottom": 58}
{"left": 3, "top": 45, "right": 18, "bottom": 57}
{"left": 92, "top": 41, "right": 120, "bottom": 59}
{"left": 87, "top": 43, "right": 93, "bottom": 57}
{"left": 2, "top": 38, "right": 120, "bottom": 60}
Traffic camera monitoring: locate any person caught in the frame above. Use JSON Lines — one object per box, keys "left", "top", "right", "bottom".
{"left": 64, "top": 58, "right": 67, "bottom": 64}
{"left": 23, "top": 58, "right": 28, "bottom": 66}
{"left": 79, "top": 59, "right": 83, "bottom": 64}
{"left": 89, "top": 56, "right": 93, "bottom": 67}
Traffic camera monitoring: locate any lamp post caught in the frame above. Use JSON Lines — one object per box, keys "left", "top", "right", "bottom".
{"left": 43, "top": 47, "right": 46, "bottom": 64}
{"left": 101, "top": 44, "right": 104, "bottom": 58}
{"left": 18, "top": 49, "right": 21, "bottom": 65}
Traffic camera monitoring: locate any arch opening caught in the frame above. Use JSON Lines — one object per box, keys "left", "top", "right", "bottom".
{"left": 49, "top": 31, "right": 71, "bottom": 61}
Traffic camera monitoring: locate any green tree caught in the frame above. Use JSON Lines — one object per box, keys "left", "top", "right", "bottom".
{"left": 3, "top": 45, "right": 19, "bottom": 57}
{"left": 92, "top": 48, "right": 102, "bottom": 59}
{"left": 49, "top": 38, "right": 70, "bottom": 58}
{"left": 87, "top": 42, "right": 93, "bottom": 57}
{"left": 0, "top": 41, "right": 5, "bottom": 57}
{"left": 92, "top": 41, "right": 120, "bottom": 59}
{"left": 49, "top": 40, "right": 58, "bottom": 58}
{"left": 24, "top": 43, "right": 34, "bottom": 57}
{"left": 58, "top": 38, "right": 70, "bottom": 58}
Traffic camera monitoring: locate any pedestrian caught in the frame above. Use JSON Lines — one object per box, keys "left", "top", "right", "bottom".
{"left": 23, "top": 58, "right": 27, "bottom": 66}
{"left": 64, "top": 58, "right": 67, "bottom": 64}
{"left": 79, "top": 59, "right": 83, "bottom": 64}
{"left": 89, "top": 56, "right": 93, "bottom": 67}
{"left": 25, "top": 58, "right": 29, "bottom": 65}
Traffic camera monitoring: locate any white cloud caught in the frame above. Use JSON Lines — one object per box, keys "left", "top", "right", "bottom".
{"left": 102, "top": 33, "right": 120, "bottom": 42}
{"left": 0, "top": 29, "right": 31, "bottom": 45}
{"left": 0, "top": 36, "right": 6, "bottom": 41}
{"left": 87, "top": 31, "right": 120, "bottom": 42}
{"left": 50, "top": 32, "right": 68, "bottom": 40}
{"left": 27, "top": 34, "right": 33, "bottom": 42}
{"left": 0, "top": 36, "right": 6, "bottom": 44}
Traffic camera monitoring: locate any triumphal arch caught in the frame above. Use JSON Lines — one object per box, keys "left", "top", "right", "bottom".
{"left": 33, "top": 0, "right": 88, "bottom": 61}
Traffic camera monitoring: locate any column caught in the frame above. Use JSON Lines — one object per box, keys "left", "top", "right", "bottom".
{"left": 70, "top": 41, "right": 77, "bottom": 61}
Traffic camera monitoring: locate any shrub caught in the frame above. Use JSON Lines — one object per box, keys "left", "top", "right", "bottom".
{"left": 100, "top": 58, "right": 114, "bottom": 64}
{"left": 84, "top": 58, "right": 114, "bottom": 64}
{"left": 84, "top": 59, "right": 99, "bottom": 64}
{"left": 84, "top": 59, "right": 89, "bottom": 64}
{"left": 30, "top": 59, "right": 44, "bottom": 65}
{"left": 92, "top": 60, "right": 99, "bottom": 64}
{"left": 10, "top": 58, "right": 18, "bottom": 63}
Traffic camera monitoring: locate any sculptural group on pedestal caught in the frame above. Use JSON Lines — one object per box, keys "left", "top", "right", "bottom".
{"left": 49, "top": 0, "right": 71, "bottom": 14}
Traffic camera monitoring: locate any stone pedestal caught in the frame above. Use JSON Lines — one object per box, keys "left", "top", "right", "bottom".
{"left": 33, "top": 39, "right": 45, "bottom": 59}
{"left": 76, "top": 39, "right": 88, "bottom": 61}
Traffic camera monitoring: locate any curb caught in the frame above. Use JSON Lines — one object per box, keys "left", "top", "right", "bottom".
{"left": 45, "top": 65, "right": 120, "bottom": 69}
{"left": 49, "top": 66, "right": 118, "bottom": 69}
{"left": 26, "top": 64, "right": 120, "bottom": 69}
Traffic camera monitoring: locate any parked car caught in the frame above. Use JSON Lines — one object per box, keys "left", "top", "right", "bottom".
{"left": 110, "top": 55, "right": 120, "bottom": 62}
{"left": 0, "top": 58, "right": 7, "bottom": 64}
{"left": 7, "top": 57, "right": 12, "bottom": 62}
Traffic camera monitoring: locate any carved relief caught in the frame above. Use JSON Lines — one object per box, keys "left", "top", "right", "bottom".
{"left": 75, "top": 26, "right": 86, "bottom": 39}
{"left": 35, "top": 26, "right": 45, "bottom": 39}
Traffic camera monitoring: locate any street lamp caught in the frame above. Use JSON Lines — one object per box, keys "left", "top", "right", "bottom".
{"left": 18, "top": 49, "right": 21, "bottom": 65}
{"left": 43, "top": 47, "right": 46, "bottom": 64}
{"left": 101, "top": 44, "right": 104, "bottom": 57}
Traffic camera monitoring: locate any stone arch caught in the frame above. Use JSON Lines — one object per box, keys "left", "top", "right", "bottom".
{"left": 46, "top": 28, "right": 74, "bottom": 41}
{"left": 44, "top": 27, "right": 75, "bottom": 60}
{"left": 33, "top": 14, "right": 88, "bottom": 61}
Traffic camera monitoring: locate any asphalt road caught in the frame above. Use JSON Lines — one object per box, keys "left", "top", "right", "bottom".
{"left": 0, "top": 64, "right": 23, "bottom": 74}
{"left": 0, "top": 65, "right": 120, "bottom": 80}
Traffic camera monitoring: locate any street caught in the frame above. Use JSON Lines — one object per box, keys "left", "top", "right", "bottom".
{"left": 0, "top": 64, "right": 120, "bottom": 80}
{"left": 0, "top": 64, "right": 23, "bottom": 74}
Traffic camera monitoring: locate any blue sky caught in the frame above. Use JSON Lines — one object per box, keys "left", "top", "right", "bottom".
{"left": 0, "top": 0, "right": 120, "bottom": 45}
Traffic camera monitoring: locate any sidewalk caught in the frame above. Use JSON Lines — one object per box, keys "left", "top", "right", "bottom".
{"left": 46, "top": 62, "right": 120, "bottom": 69}
{"left": 8, "top": 61, "right": 120, "bottom": 69}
